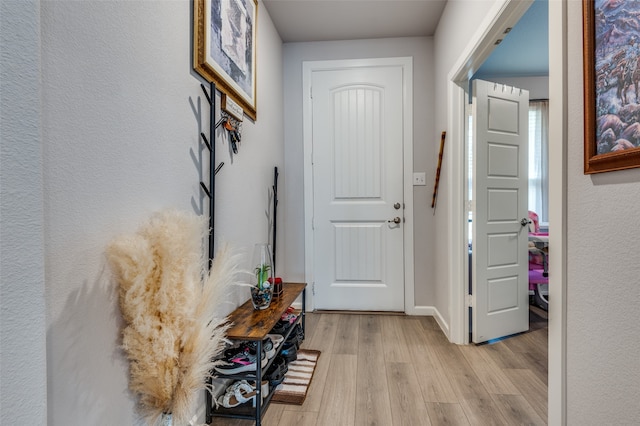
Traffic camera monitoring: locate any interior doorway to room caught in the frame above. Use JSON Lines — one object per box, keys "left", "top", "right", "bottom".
{"left": 456, "top": 0, "right": 550, "bottom": 345}
{"left": 302, "top": 57, "right": 414, "bottom": 312}
{"left": 449, "top": 0, "right": 563, "bottom": 422}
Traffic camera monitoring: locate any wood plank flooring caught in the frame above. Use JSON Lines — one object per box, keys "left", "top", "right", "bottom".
{"left": 211, "top": 308, "right": 548, "bottom": 425}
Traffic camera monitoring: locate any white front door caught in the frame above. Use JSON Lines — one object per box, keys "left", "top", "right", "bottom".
{"left": 310, "top": 64, "right": 405, "bottom": 311}
{"left": 471, "top": 79, "right": 529, "bottom": 343}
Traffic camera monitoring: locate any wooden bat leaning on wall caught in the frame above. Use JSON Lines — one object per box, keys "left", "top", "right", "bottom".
{"left": 431, "top": 131, "right": 446, "bottom": 209}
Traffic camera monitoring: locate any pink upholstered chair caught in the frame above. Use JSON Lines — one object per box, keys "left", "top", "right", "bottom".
{"left": 528, "top": 211, "right": 548, "bottom": 310}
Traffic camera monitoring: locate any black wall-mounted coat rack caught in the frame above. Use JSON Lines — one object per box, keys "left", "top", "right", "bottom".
{"left": 199, "top": 82, "right": 224, "bottom": 266}
{"left": 201, "top": 81, "right": 224, "bottom": 424}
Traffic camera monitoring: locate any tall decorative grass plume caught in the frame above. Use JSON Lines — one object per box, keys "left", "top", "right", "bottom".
{"left": 106, "top": 209, "right": 239, "bottom": 425}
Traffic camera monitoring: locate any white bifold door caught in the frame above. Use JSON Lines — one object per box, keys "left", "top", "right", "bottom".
{"left": 471, "top": 79, "right": 529, "bottom": 343}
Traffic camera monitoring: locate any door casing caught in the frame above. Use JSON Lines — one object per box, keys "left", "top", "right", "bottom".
{"left": 302, "top": 57, "right": 414, "bottom": 312}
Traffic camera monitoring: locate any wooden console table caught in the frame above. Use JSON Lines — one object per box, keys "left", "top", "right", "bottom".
{"left": 206, "top": 282, "right": 306, "bottom": 425}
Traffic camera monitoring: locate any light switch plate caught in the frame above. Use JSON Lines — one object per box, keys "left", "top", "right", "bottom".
{"left": 413, "top": 172, "right": 426, "bottom": 186}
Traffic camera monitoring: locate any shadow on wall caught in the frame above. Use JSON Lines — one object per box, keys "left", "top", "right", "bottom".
{"left": 188, "top": 88, "right": 240, "bottom": 221}
{"left": 44, "top": 241, "right": 265, "bottom": 425}
{"left": 47, "top": 264, "right": 136, "bottom": 424}
{"left": 189, "top": 94, "right": 207, "bottom": 217}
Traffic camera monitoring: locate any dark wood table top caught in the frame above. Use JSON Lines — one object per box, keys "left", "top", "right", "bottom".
{"left": 225, "top": 282, "right": 306, "bottom": 341}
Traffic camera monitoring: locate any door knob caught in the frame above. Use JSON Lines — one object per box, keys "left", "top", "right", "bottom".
{"left": 520, "top": 218, "right": 530, "bottom": 227}
{"left": 388, "top": 217, "right": 401, "bottom": 224}
{"left": 394, "top": 202, "right": 401, "bottom": 210}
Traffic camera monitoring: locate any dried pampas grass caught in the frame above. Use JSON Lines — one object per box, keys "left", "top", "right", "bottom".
{"left": 106, "top": 209, "right": 239, "bottom": 425}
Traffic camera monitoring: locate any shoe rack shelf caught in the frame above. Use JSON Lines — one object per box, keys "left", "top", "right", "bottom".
{"left": 206, "top": 282, "right": 307, "bottom": 425}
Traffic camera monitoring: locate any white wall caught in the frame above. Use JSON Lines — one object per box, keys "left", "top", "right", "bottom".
{"left": 282, "top": 37, "right": 436, "bottom": 308}
{"left": 5, "top": 1, "right": 282, "bottom": 425}
{"left": 564, "top": 1, "right": 640, "bottom": 423}
{"left": 432, "top": 0, "right": 497, "bottom": 328}
{"left": 0, "top": 1, "right": 47, "bottom": 424}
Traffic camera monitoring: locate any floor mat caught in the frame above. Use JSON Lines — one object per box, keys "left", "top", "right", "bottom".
{"left": 270, "top": 349, "right": 321, "bottom": 405}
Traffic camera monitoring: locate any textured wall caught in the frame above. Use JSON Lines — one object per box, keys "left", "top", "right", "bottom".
{"left": 0, "top": 1, "right": 47, "bottom": 424}
{"left": 432, "top": 0, "right": 497, "bottom": 325}
{"left": 282, "top": 37, "right": 436, "bottom": 308}
{"left": 38, "top": 1, "right": 283, "bottom": 424}
{"left": 565, "top": 1, "right": 640, "bottom": 423}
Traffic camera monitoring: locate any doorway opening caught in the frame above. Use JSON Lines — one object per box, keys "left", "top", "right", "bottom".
{"left": 465, "top": 0, "right": 550, "bottom": 341}
{"left": 446, "top": 0, "right": 567, "bottom": 424}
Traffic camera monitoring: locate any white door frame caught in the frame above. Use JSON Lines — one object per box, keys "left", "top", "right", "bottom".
{"left": 445, "top": 1, "right": 567, "bottom": 425}
{"left": 302, "top": 57, "right": 415, "bottom": 313}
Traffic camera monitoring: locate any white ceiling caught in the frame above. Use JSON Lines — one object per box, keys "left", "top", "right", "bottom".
{"left": 262, "top": 0, "right": 549, "bottom": 78}
{"left": 262, "top": 0, "right": 447, "bottom": 43}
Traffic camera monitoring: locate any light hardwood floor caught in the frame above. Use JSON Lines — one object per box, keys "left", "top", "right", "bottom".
{"left": 212, "top": 308, "right": 548, "bottom": 425}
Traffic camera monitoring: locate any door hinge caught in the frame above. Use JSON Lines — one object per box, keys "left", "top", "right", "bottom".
{"left": 310, "top": 86, "right": 313, "bottom": 99}
{"left": 311, "top": 216, "right": 314, "bottom": 230}
{"left": 465, "top": 294, "right": 473, "bottom": 308}
{"left": 312, "top": 282, "right": 316, "bottom": 295}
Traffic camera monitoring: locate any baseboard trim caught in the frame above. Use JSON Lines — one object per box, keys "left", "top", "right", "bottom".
{"left": 301, "top": 303, "right": 452, "bottom": 343}
{"left": 407, "top": 305, "right": 450, "bottom": 341}
{"left": 406, "top": 305, "right": 434, "bottom": 316}
{"left": 432, "top": 308, "right": 450, "bottom": 340}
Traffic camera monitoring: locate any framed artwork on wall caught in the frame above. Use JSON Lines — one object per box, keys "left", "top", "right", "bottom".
{"left": 194, "top": 0, "right": 258, "bottom": 121}
{"left": 583, "top": 0, "right": 640, "bottom": 174}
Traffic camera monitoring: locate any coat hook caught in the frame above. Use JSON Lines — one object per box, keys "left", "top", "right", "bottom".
{"left": 214, "top": 117, "right": 227, "bottom": 129}
{"left": 200, "top": 84, "right": 212, "bottom": 105}
{"left": 200, "top": 133, "right": 211, "bottom": 151}
{"left": 200, "top": 181, "right": 211, "bottom": 198}
{"left": 214, "top": 162, "right": 224, "bottom": 175}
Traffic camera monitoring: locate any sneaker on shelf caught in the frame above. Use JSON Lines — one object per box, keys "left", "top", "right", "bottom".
{"left": 222, "top": 343, "right": 259, "bottom": 361}
{"left": 214, "top": 346, "right": 267, "bottom": 375}
{"left": 280, "top": 311, "right": 298, "bottom": 324}
{"left": 271, "top": 318, "right": 295, "bottom": 335}
{"left": 280, "top": 341, "right": 298, "bottom": 363}
{"left": 266, "top": 333, "right": 284, "bottom": 349}
{"left": 285, "top": 323, "right": 304, "bottom": 349}
{"left": 222, "top": 344, "right": 244, "bottom": 360}
{"left": 245, "top": 337, "right": 276, "bottom": 360}
{"left": 265, "top": 356, "right": 287, "bottom": 386}
{"left": 296, "top": 323, "right": 305, "bottom": 340}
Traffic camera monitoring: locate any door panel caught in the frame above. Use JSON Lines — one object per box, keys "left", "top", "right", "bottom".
{"left": 472, "top": 79, "right": 529, "bottom": 343}
{"left": 312, "top": 66, "right": 404, "bottom": 311}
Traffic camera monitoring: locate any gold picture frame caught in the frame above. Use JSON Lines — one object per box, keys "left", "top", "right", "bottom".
{"left": 194, "top": 0, "right": 258, "bottom": 121}
{"left": 583, "top": 0, "right": 640, "bottom": 173}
